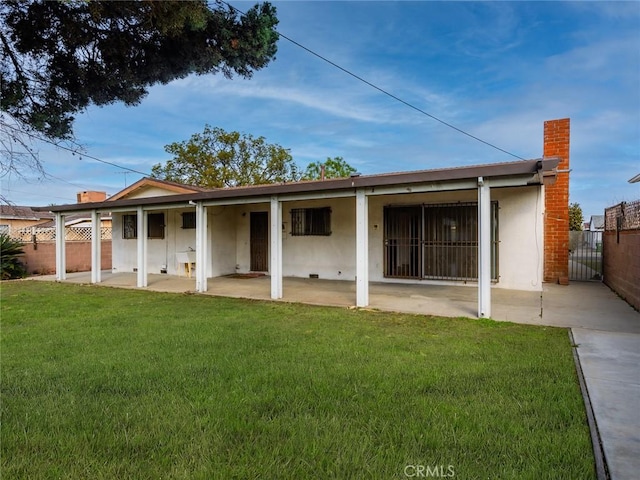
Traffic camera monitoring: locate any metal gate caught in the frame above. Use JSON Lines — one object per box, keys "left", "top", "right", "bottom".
{"left": 569, "top": 231, "right": 603, "bottom": 281}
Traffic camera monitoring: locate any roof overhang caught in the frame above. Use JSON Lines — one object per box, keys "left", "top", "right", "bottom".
{"left": 35, "top": 158, "right": 559, "bottom": 214}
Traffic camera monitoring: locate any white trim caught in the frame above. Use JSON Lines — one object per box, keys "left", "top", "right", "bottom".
{"left": 356, "top": 189, "right": 369, "bottom": 307}
{"left": 91, "top": 211, "right": 101, "bottom": 284}
{"left": 486, "top": 176, "right": 536, "bottom": 188}
{"left": 270, "top": 196, "right": 283, "bottom": 299}
{"left": 195, "top": 202, "right": 208, "bottom": 292}
{"left": 136, "top": 206, "right": 148, "bottom": 287}
{"left": 203, "top": 196, "right": 271, "bottom": 207}
{"left": 55, "top": 213, "right": 66, "bottom": 281}
{"left": 280, "top": 190, "right": 356, "bottom": 202}
{"left": 478, "top": 178, "right": 491, "bottom": 318}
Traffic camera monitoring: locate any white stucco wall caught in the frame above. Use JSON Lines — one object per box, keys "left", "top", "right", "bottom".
{"left": 210, "top": 206, "right": 238, "bottom": 277}
{"left": 112, "top": 207, "right": 239, "bottom": 277}
{"left": 281, "top": 198, "right": 356, "bottom": 280}
{"left": 491, "top": 186, "right": 543, "bottom": 290}
{"left": 111, "top": 184, "right": 543, "bottom": 291}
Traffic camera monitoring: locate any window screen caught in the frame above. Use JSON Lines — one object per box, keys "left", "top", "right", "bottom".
{"left": 122, "top": 213, "right": 165, "bottom": 239}
{"left": 290, "top": 207, "right": 331, "bottom": 236}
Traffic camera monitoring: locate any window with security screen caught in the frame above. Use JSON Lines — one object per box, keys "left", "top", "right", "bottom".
{"left": 123, "top": 214, "right": 137, "bottom": 239}
{"left": 181, "top": 211, "right": 196, "bottom": 229}
{"left": 290, "top": 207, "right": 331, "bottom": 236}
{"left": 122, "top": 213, "right": 165, "bottom": 239}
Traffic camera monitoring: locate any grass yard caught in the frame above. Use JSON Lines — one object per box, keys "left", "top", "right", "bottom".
{"left": 1, "top": 281, "right": 595, "bottom": 479}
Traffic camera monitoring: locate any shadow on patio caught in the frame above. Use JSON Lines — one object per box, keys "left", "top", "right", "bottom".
{"left": 31, "top": 271, "right": 640, "bottom": 331}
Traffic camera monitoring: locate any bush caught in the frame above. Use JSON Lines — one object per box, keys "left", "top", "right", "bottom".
{"left": 0, "top": 233, "right": 26, "bottom": 279}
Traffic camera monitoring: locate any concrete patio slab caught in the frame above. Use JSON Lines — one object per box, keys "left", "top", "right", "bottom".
{"left": 33, "top": 273, "right": 639, "bottom": 331}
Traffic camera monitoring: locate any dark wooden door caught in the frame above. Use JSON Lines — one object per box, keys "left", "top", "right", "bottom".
{"left": 250, "top": 212, "right": 269, "bottom": 271}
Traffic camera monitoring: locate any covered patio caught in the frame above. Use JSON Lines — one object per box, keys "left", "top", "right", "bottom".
{"left": 40, "top": 157, "right": 562, "bottom": 321}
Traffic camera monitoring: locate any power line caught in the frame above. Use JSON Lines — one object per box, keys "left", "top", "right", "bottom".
{"left": 1, "top": 187, "right": 76, "bottom": 202}
{"left": 0, "top": 120, "right": 150, "bottom": 176}
{"left": 218, "top": 0, "right": 526, "bottom": 161}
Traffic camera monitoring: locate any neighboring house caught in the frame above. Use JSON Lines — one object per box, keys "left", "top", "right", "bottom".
{"left": 4, "top": 191, "right": 113, "bottom": 242}
{"left": 588, "top": 215, "right": 605, "bottom": 232}
{"left": 36, "top": 119, "right": 572, "bottom": 318}
{"left": 0, "top": 205, "right": 54, "bottom": 235}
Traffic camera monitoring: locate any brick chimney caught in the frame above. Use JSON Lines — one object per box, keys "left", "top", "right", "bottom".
{"left": 543, "top": 118, "right": 570, "bottom": 284}
{"left": 77, "top": 191, "right": 107, "bottom": 203}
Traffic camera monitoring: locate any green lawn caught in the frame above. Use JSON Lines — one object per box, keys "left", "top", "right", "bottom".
{"left": 1, "top": 281, "right": 595, "bottom": 479}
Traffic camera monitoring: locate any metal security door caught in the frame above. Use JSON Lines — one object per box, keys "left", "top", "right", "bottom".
{"left": 250, "top": 212, "right": 269, "bottom": 272}
{"left": 383, "top": 206, "right": 422, "bottom": 278}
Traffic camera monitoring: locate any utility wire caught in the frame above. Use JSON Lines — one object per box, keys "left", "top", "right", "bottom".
{"left": 1, "top": 120, "right": 150, "bottom": 176}
{"left": 1, "top": 187, "right": 77, "bottom": 202}
{"left": 219, "top": 0, "right": 526, "bottom": 160}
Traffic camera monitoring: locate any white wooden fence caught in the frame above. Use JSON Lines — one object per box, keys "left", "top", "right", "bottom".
{"left": 4, "top": 226, "right": 112, "bottom": 242}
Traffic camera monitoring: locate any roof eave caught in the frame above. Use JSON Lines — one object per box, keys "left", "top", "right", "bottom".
{"left": 36, "top": 158, "right": 557, "bottom": 214}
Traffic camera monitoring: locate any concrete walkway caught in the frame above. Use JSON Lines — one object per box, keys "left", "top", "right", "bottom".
{"left": 31, "top": 273, "right": 639, "bottom": 477}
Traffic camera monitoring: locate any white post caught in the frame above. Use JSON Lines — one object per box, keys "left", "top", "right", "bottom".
{"left": 136, "top": 207, "right": 148, "bottom": 288}
{"left": 195, "top": 202, "right": 208, "bottom": 293}
{"left": 55, "top": 213, "right": 66, "bottom": 281}
{"left": 356, "top": 188, "right": 369, "bottom": 307}
{"left": 270, "top": 196, "right": 283, "bottom": 299}
{"left": 90, "top": 210, "right": 101, "bottom": 284}
{"left": 478, "top": 177, "right": 491, "bottom": 318}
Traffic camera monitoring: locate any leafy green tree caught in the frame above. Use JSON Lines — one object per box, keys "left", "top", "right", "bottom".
{"left": 151, "top": 125, "right": 300, "bottom": 188}
{"left": 569, "top": 202, "right": 584, "bottom": 231}
{"left": 303, "top": 157, "right": 357, "bottom": 180}
{"left": 0, "top": 0, "right": 279, "bottom": 175}
{"left": 0, "top": 233, "right": 26, "bottom": 279}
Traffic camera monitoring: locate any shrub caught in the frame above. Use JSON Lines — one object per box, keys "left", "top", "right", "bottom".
{"left": 0, "top": 233, "right": 26, "bottom": 279}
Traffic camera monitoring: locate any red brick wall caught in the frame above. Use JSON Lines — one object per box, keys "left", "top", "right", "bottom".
{"left": 603, "top": 230, "right": 640, "bottom": 311}
{"left": 21, "top": 241, "right": 112, "bottom": 275}
{"left": 543, "top": 118, "right": 571, "bottom": 283}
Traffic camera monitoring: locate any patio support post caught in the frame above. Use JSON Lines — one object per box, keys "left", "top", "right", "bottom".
{"left": 136, "top": 206, "right": 148, "bottom": 287}
{"left": 195, "top": 202, "right": 208, "bottom": 293}
{"left": 356, "top": 188, "right": 369, "bottom": 307}
{"left": 55, "top": 212, "right": 66, "bottom": 281}
{"left": 90, "top": 210, "right": 101, "bottom": 284}
{"left": 270, "top": 196, "right": 283, "bottom": 299}
{"left": 478, "top": 177, "right": 491, "bottom": 318}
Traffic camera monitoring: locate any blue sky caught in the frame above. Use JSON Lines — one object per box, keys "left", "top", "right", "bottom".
{"left": 2, "top": 1, "right": 639, "bottom": 219}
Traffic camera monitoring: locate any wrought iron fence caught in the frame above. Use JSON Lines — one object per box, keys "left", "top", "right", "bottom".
{"left": 569, "top": 230, "right": 602, "bottom": 281}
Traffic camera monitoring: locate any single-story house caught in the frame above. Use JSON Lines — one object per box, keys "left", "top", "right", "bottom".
{"left": 588, "top": 215, "right": 605, "bottom": 232}
{"left": 0, "top": 205, "right": 54, "bottom": 235}
{"left": 36, "top": 118, "right": 571, "bottom": 318}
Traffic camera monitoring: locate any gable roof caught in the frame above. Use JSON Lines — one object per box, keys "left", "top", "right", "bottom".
{"left": 589, "top": 215, "right": 605, "bottom": 230}
{"left": 107, "top": 177, "right": 213, "bottom": 201}
{"left": 0, "top": 205, "right": 55, "bottom": 221}
{"left": 36, "top": 158, "right": 560, "bottom": 214}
